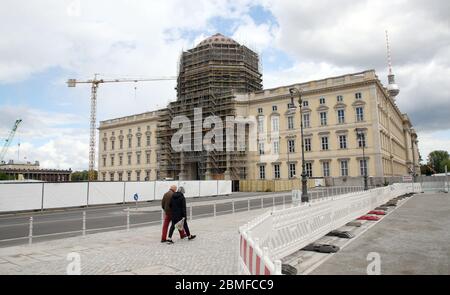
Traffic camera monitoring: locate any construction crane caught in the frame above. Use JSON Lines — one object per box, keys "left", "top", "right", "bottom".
{"left": 67, "top": 74, "right": 176, "bottom": 181}
{"left": 0, "top": 119, "right": 23, "bottom": 163}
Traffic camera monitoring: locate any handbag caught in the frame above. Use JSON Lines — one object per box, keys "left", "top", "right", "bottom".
{"left": 175, "top": 218, "right": 185, "bottom": 231}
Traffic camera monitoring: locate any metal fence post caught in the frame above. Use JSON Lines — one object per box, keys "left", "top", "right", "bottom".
{"left": 82, "top": 211, "right": 86, "bottom": 236}
{"left": 86, "top": 181, "right": 90, "bottom": 208}
{"left": 190, "top": 206, "right": 193, "bottom": 221}
{"left": 126, "top": 208, "right": 130, "bottom": 231}
{"left": 123, "top": 182, "right": 126, "bottom": 204}
{"left": 248, "top": 198, "right": 250, "bottom": 211}
{"left": 213, "top": 203, "right": 216, "bottom": 217}
{"left": 232, "top": 200, "right": 235, "bottom": 214}
{"left": 41, "top": 183, "right": 45, "bottom": 212}
{"left": 28, "top": 217, "right": 33, "bottom": 245}
{"left": 283, "top": 195, "right": 286, "bottom": 209}
{"left": 272, "top": 196, "right": 275, "bottom": 207}
{"left": 261, "top": 197, "right": 264, "bottom": 209}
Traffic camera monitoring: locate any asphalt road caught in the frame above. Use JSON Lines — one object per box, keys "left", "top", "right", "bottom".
{"left": 0, "top": 192, "right": 292, "bottom": 247}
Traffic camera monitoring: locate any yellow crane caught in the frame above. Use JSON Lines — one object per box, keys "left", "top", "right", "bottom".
{"left": 67, "top": 74, "right": 176, "bottom": 181}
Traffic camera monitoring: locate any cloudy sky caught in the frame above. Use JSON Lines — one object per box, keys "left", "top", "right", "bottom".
{"left": 0, "top": 0, "right": 449, "bottom": 170}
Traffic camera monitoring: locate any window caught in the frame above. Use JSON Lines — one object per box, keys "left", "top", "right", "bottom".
{"left": 289, "top": 163, "right": 296, "bottom": 178}
{"left": 303, "top": 100, "right": 309, "bottom": 107}
{"left": 360, "top": 159, "right": 368, "bottom": 176}
{"left": 128, "top": 138, "right": 132, "bottom": 148}
{"left": 358, "top": 133, "right": 366, "bottom": 148}
{"left": 271, "top": 116, "right": 279, "bottom": 132}
{"left": 136, "top": 171, "right": 141, "bottom": 181}
{"left": 110, "top": 173, "right": 114, "bottom": 181}
{"left": 258, "top": 108, "right": 263, "bottom": 114}
{"left": 321, "top": 137, "right": 329, "bottom": 150}
{"left": 102, "top": 173, "right": 106, "bottom": 181}
{"left": 303, "top": 114, "right": 310, "bottom": 128}
{"left": 119, "top": 155, "right": 123, "bottom": 166}
{"left": 320, "top": 112, "right": 328, "bottom": 126}
{"left": 118, "top": 172, "right": 123, "bottom": 182}
{"left": 259, "top": 166, "right": 266, "bottom": 179}
{"left": 257, "top": 116, "right": 264, "bottom": 134}
{"left": 146, "top": 152, "right": 151, "bottom": 164}
{"left": 146, "top": 171, "right": 150, "bottom": 181}
{"left": 272, "top": 105, "right": 278, "bottom": 112}
{"left": 305, "top": 163, "right": 313, "bottom": 177}
{"left": 339, "top": 135, "right": 347, "bottom": 149}
{"left": 319, "top": 97, "right": 326, "bottom": 105}
{"left": 288, "top": 116, "right": 295, "bottom": 130}
{"left": 103, "top": 142, "right": 107, "bottom": 151}
{"left": 355, "top": 92, "right": 362, "bottom": 99}
{"left": 338, "top": 109, "right": 345, "bottom": 124}
{"left": 103, "top": 157, "right": 106, "bottom": 167}
{"left": 147, "top": 135, "right": 151, "bottom": 146}
{"left": 288, "top": 140, "right": 295, "bottom": 153}
{"left": 111, "top": 155, "right": 115, "bottom": 166}
{"left": 136, "top": 153, "right": 141, "bottom": 165}
{"left": 258, "top": 142, "right": 265, "bottom": 155}
{"left": 127, "top": 171, "right": 131, "bottom": 181}
{"left": 304, "top": 138, "right": 312, "bottom": 152}
{"left": 137, "top": 137, "right": 141, "bottom": 147}
{"left": 341, "top": 160, "right": 349, "bottom": 176}
{"left": 119, "top": 139, "right": 123, "bottom": 149}
{"left": 337, "top": 95, "right": 343, "bottom": 102}
{"left": 111, "top": 141, "right": 115, "bottom": 150}
{"left": 273, "top": 140, "right": 280, "bottom": 154}
{"left": 356, "top": 107, "right": 364, "bottom": 122}
{"left": 128, "top": 155, "right": 132, "bottom": 165}
{"left": 274, "top": 164, "right": 280, "bottom": 179}
{"left": 323, "top": 162, "right": 330, "bottom": 177}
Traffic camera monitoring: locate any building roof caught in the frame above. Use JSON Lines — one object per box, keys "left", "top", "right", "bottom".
{"left": 196, "top": 33, "right": 239, "bottom": 47}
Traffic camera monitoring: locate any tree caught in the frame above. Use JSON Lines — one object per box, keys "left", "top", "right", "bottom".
{"left": 70, "top": 170, "right": 97, "bottom": 181}
{"left": 428, "top": 150, "right": 450, "bottom": 173}
{"left": 0, "top": 172, "right": 14, "bottom": 181}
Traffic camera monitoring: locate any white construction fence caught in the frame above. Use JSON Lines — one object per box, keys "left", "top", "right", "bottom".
{"left": 238, "top": 183, "right": 421, "bottom": 275}
{"left": 0, "top": 180, "right": 232, "bottom": 213}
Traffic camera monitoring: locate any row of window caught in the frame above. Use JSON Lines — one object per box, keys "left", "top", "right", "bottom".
{"left": 258, "top": 159, "right": 368, "bottom": 179}
{"left": 103, "top": 135, "right": 152, "bottom": 152}
{"left": 258, "top": 92, "right": 364, "bottom": 114}
{"left": 101, "top": 170, "right": 151, "bottom": 182}
{"left": 103, "top": 151, "right": 152, "bottom": 167}
{"left": 258, "top": 134, "right": 366, "bottom": 155}
{"left": 258, "top": 107, "right": 365, "bottom": 134}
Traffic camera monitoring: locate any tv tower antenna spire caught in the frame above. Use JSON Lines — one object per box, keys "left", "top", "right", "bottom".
{"left": 385, "top": 30, "right": 400, "bottom": 98}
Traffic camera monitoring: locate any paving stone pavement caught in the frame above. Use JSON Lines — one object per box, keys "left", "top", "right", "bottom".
{"left": 0, "top": 208, "right": 271, "bottom": 275}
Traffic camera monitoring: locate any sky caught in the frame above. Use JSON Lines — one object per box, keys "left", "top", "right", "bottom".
{"left": 0, "top": 0, "right": 449, "bottom": 171}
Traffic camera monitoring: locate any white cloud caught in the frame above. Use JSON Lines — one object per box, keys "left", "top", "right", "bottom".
{"left": 417, "top": 130, "right": 450, "bottom": 162}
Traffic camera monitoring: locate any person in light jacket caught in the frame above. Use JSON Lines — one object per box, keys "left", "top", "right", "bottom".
{"left": 160, "top": 185, "right": 185, "bottom": 242}
{"left": 166, "top": 186, "right": 196, "bottom": 244}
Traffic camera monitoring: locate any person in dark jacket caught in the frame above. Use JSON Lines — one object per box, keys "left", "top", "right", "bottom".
{"left": 160, "top": 185, "right": 185, "bottom": 242}
{"left": 166, "top": 186, "right": 196, "bottom": 244}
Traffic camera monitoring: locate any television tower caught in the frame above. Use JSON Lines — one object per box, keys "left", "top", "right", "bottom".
{"left": 385, "top": 30, "right": 400, "bottom": 98}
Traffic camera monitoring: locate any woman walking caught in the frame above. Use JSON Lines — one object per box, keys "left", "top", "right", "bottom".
{"left": 166, "top": 186, "right": 196, "bottom": 244}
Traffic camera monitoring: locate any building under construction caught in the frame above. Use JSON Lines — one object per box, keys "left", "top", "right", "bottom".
{"left": 156, "top": 33, "right": 263, "bottom": 180}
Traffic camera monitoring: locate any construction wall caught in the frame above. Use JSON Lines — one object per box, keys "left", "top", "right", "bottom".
{"left": 239, "top": 179, "right": 316, "bottom": 192}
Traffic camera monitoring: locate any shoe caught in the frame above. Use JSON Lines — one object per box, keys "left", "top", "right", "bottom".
{"left": 161, "top": 239, "right": 167, "bottom": 243}
{"left": 166, "top": 239, "right": 174, "bottom": 244}
{"left": 188, "top": 235, "right": 196, "bottom": 241}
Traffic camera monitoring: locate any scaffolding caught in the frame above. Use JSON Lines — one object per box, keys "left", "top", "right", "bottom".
{"left": 156, "top": 34, "right": 262, "bottom": 180}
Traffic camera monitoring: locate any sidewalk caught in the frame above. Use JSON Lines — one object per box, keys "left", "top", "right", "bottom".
{"left": 0, "top": 208, "right": 271, "bottom": 275}
{"left": 309, "top": 192, "right": 450, "bottom": 275}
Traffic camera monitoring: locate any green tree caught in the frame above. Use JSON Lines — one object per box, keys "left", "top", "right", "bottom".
{"left": 0, "top": 172, "right": 14, "bottom": 181}
{"left": 428, "top": 150, "right": 450, "bottom": 173}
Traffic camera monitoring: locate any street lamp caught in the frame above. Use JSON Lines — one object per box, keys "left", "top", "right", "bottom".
{"left": 355, "top": 128, "right": 369, "bottom": 190}
{"left": 289, "top": 87, "right": 309, "bottom": 202}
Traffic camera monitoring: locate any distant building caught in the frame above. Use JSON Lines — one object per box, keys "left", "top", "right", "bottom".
{"left": 0, "top": 160, "right": 72, "bottom": 182}
{"left": 98, "top": 34, "right": 420, "bottom": 184}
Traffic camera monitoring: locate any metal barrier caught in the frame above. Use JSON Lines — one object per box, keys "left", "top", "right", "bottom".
{"left": 238, "top": 183, "right": 421, "bottom": 275}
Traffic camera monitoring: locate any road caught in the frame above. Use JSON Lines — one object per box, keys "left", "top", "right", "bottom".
{"left": 0, "top": 192, "right": 292, "bottom": 247}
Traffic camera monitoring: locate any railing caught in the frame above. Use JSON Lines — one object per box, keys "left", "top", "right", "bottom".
{"left": 238, "top": 183, "right": 421, "bottom": 275}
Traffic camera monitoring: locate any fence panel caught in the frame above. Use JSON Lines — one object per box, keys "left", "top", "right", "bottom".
{"left": 218, "top": 180, "right": 232, "bottom": 195}
{"left": 43, "top": 183, "right": 88, "bottom": 209}
{"left": 199, "top": 180, "right": 218, "bottom": 197}
{"left": 178, "top": 181, "right": 200, "bottom": 198}
{"left": 124, "top": 182, "right": 155, "bottom": 203}
{"left": 154, "top": 181, "right": 178, "bottom": 200}
{"left": 0, "top": 183, "right": 42, "bottom": 212}
{"left": 88, "top": 182, "right": 125, "bottom": 205}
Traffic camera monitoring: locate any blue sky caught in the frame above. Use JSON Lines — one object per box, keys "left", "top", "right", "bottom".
{"left": 1, "top": 0, "right": 449, "bottom": 170}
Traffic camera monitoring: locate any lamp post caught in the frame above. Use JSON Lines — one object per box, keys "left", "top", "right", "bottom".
{"left": 289, "top": 88, "right": 309, "bottom": 202}
{"left": 355, "top": 128, "right": 369, "bottom": 190}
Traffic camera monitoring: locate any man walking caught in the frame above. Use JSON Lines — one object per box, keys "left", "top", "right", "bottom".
{"left": 161, "top": 185, "right": 185, "bottom": 242}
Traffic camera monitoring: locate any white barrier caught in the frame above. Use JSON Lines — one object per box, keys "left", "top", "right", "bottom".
{"left": 124, "top": 182, "right": 155, "bottom": 202}
{"left": 88, "top": 182, "right": 125, "bottom": 205}
{"left": 0, "top": 180, "right": 233, "bottom": 213}
{"left": 43, "top": 183, "right": 88, "bottom": 209}
{"left": 0, "top": 183, "right": 42, "bottom": 212}
{"left": 238, "top": 183, "right": 421, "bottom": 275}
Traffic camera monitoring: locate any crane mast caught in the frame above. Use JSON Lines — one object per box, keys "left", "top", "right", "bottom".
{"left": 0, "top": 119, "right": 23, "bottom": 163}
{"left": 67, "top": 75, "right": 176, "bottom": 181}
